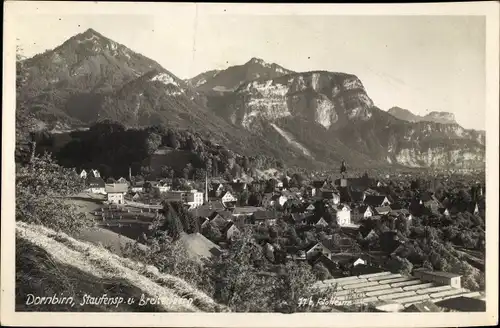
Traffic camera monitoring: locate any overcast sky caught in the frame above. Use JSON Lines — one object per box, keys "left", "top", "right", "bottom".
{"left": 15, "top": 8, "right": 486, "bottom": 130}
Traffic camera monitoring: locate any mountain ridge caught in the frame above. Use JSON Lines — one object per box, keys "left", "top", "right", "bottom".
{"left": 18, "top": 28, "right": 485, "bottom": 169}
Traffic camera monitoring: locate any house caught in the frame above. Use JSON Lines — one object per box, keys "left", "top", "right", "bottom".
{"left": 165, "top": 190, "right": 204, "bottom": 208}
{"left": 311, "top": 180, "right": 327, "bottom": 196}
{"left": 79, "top": 169, "right": 87, "bottom": 179}
{"left": 203, "top": 212, "right": 229, "bottom": 230}
{"left": 88, "top": 169, "right": 101, "bottom": 178}
{"left": 105, "top": 183, "right": 128, "bottom": 204}
{"left": 305, "top": 241, "right": 336, "bottom": 260}
{"left": 85, "top": 176, "right": 106, "bottom": 194}
{"left": 130, "top": 180, "right": 145, "bottom": 193}
{"left": 322, "top": 190, "right": 340, "bottom": 204}
{"left": 220, "top": 191, "right": 237, "bottom": 204}
{"left": 364, "top": 195, "right": 391, "bottom": 207}
{"left": 116, "top": 177, "right": 129, "bottom": 185}
{"left": 438, "top": 207, "right": 450, "bottom": 216}
{"left": 152, "top": 180, "right": 170, "bottom": 193}
{"left": 305, "top": 203, "right": 315, "bottom": 213}
{"left": 312, "top": 254, "right": 339, "bottom": 276}
{"left": 331, "top": 204, "right": 352, "bottom": 226}
{"left": 274, "top": 194, "right": 288, "bottom": 207}
{"left": 222, "top": 221, "right": 240, "bottom": 241}
{"left": 131, "top": 193, "right": 140, "bottom": 201}
{"left": 251, "top": 210, "right": 277, "bottom": 224}
{"left": 412, "top": 269, "right": 462, "bottom": 288}
{"left": 374, "top": 206, "right": 392, "bottom": 216}
{"left": 306, "top": 216, "right": 329, "bottom": 227}
{"left": 357, "top": 205, "right": 373, "bottom": 219}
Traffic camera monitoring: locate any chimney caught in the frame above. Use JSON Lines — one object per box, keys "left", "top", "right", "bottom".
{"left": 129, "top": 167, "right": 132, "bottom": 183}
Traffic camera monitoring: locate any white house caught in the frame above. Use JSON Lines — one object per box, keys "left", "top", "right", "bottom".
{"left": 333, "top": 204, "right": 351, "bottom": 227}
{"left": 276, "top": 195, "right": 288, "bottom": 207}
{"left": 80, "top": 169, "right": 87, "bottom": 179}
{"left": 85, "top": 177, "right": 106, "bottom": 194}
{"left": 105, "top": 183, "right": 128, "bottom": 205}
{"left": 154, "top": 181, "right": 171, "bottom": 193}
{"left": 165, "top": 190, "right": 204, "bottom": 208}
{"left": 116, "top": 177, "right": 129, "bottom": 185}
{"left": 221, "top": 191, "right": 237, "bottom": 203}
{"left": 89, "top": 169, "right": 100, "bottom": 178}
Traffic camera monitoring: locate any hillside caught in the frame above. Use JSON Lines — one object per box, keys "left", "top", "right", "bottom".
{"left": 16, "top": 221, "right": 227, "bottom": 312}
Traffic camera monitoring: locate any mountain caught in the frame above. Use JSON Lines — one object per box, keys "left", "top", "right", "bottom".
{"left": 19, "top": 29, "right": 485, "bottom": 169}
{"left": 207, "top": 71, "right": 485, "bottom": 169}
{"left": 19, "top": 28, "right": 166, "bottom": 127}
{"left": 18, "top": 29, "right": 315, "bottom": 167}
{"left": 187, "top": 57, "right": 294, "bottom": 94}
{"left": 388, "top": 107, "right": 458, "bottom": 125}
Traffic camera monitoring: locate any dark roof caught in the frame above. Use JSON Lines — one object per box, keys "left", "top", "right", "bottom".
{"left": 374, "top": 206, "right": 392, "bottom": 214}
{"left": 221, "top": 221, "right": 239, "bottom": 235}
{"left": 357, "top": 205, "right": 371, "bottom": 214}
{"left": 403, "top": 301, "right": 442, "bottom": 312}
{"left": 86, "top": 176, "right": 105, "bottom": 187}
{"left": 350, "top": 264, "right": 385, "bottom": 276}
{"left": 364, "top": 195, "right": 388, "bottom": 207}
{"left": 435, "top": 296, "right": 485, "bottom": 312}
{"left": 313, "top": 254, "right": 338, "bottom": 273}
{"left": 312, "top": 180, "right": 327, "bottom": 189}
{"left": 252, "top": 210, "right": 277, "bottom": 221}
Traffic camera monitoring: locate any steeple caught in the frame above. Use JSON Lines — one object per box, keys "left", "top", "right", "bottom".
{"left": 205, "top": 171, "right": 209, "bottom": 204}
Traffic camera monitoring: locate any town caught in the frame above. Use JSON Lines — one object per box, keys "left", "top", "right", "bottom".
{"left": 74, "top": 161, "right": 486, "bottom": 313}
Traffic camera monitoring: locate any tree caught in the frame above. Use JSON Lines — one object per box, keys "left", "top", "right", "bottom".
{"left": 145, "top": 132, "right": 162, "bottom": 154}
{"left": 312, "top": 263, "right": 331, "bottom": 281}
{"left": 206, "top": 228, "right": 274, "bottom": 311}
{"left": 273, "top": 261, "right": 316, "bottom": 313}
{"left": 159, "top": 202, "right": 184, "bottom": 240}
{"left": 239, "top": 190, "right": 249, "bottom": 206}
{"left": 16, "top": 153, "right": 93, "bottom": 234}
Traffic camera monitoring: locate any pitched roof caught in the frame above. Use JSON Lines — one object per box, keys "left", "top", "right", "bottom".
{"left": 86, "top": 176, "right": 105, "bottom": 187}
{"left": 374, "top": 206, "right": 392, "bottom": 214}
{"left": 252, "top": 210, "right": 277, "bottom": 221}
{"left": 105, "top": 183, "right": 128, "bottom": 193}
{"left": 178, "top": 232, "right": 222, "bottom": 261}
{"left": 364, "top": 195, "right": 388, "bottom": 206}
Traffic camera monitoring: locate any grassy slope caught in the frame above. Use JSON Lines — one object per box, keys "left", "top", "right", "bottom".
{"left": 16, "top": 221, "right": 228, "bottom": 312}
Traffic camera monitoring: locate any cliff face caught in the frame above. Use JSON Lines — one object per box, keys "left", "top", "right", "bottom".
{"left": 228, "top": 71, "right": 373, "bottom": 130}
{"left": 216, "top": 72, "right": 484, "bottom": 169}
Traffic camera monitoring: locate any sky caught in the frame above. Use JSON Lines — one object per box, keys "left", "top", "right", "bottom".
{"left": 15, "top": 8, "right": 486, "bottom": 130}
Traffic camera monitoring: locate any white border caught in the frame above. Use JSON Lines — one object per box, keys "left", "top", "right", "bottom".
{"left": 2, "top": 1, "right": 499, "bottom": 327}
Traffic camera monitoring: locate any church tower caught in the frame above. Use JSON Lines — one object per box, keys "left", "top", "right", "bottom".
{"left": 204, "top": 171, "right": 209, "bottom": 204}
{"left": 340, "top": 159, "right": 348, "bottom": 187}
